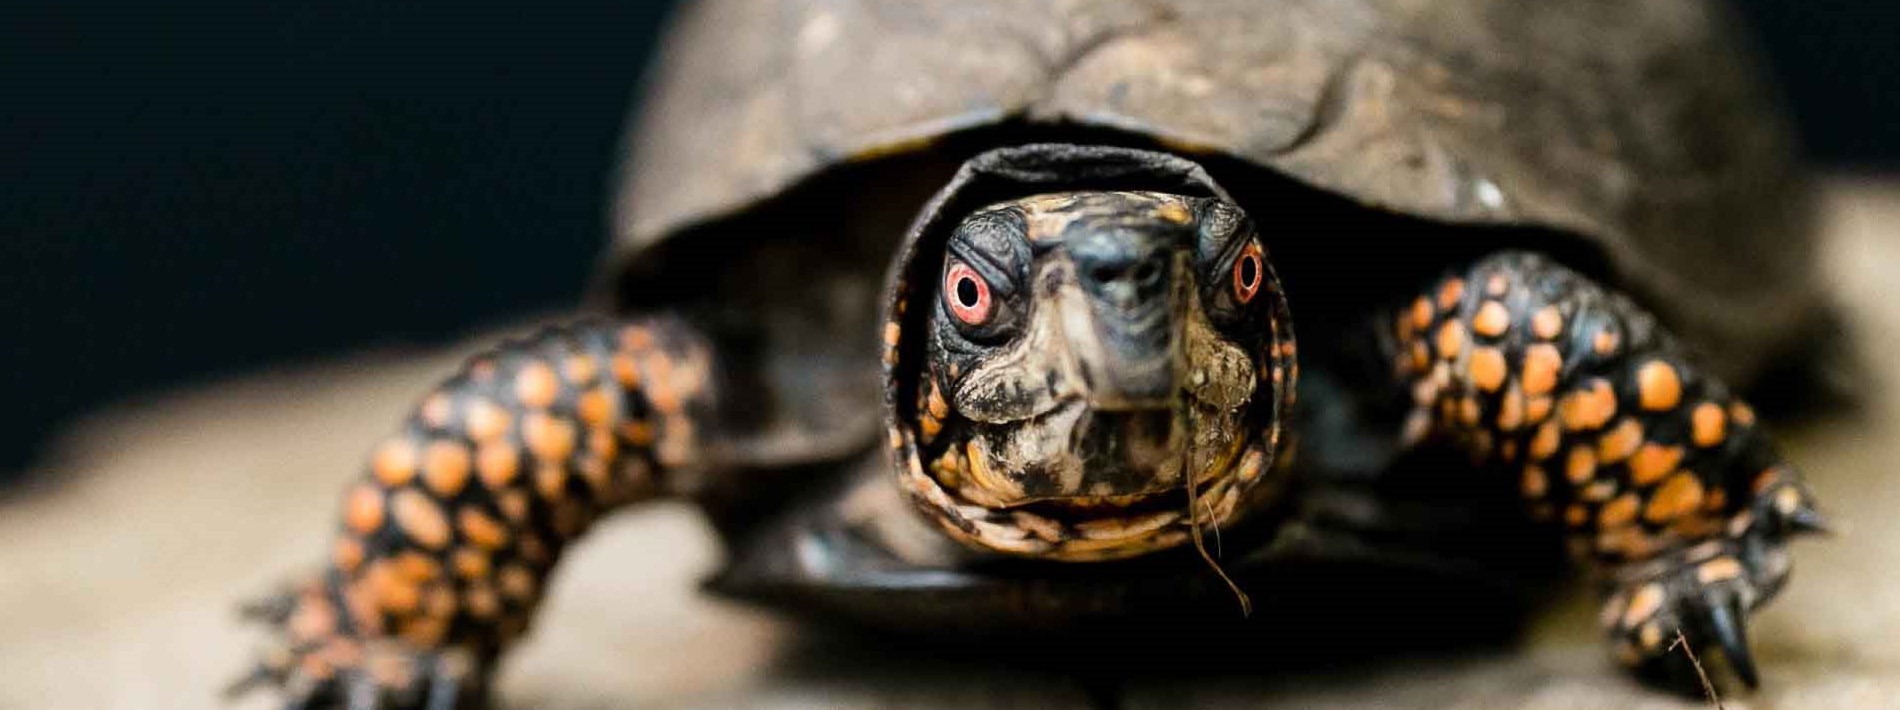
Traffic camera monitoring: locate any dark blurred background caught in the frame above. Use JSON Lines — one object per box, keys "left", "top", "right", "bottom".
{"left": 2, "top": 1, "right": 1896, "bottom": 475}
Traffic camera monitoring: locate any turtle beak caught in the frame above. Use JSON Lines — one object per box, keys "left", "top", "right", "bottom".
{"left": 1065, "top": 228, "right": 1186, "bottom": 410}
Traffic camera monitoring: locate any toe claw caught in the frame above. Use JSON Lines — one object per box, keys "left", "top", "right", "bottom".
{"left": 240, "top": 591, "right": 300, "bottom": 625}
{"left": 422, "top": 678, "right": 460, "bottom": 710}
{"left": 1705, "top": 593, "right": 1759, "bottom": 689}
{"left": 222, "top": 662, "right": 275, "bottom": 700}
{"left": 280, "top": 673, "right": 322, "bottom": 710}
{"left": 345, "top": 674, "right": 383, "bottom": 710}
{"left": 236, "top": 570, "right": 490, "bottom": 709}
{"left": 1786, "top": 505, "right": 1833, "bottom": 536}
{"left": 1605, "top": 536, "right": 1789, "bottom": 695}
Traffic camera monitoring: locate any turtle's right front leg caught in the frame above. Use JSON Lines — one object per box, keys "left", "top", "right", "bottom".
{"left": 1382, "top": 252, "right": 1826, "bottom": 692}
{"left": 231, "top": 316, "right": 719, "bottom": 709}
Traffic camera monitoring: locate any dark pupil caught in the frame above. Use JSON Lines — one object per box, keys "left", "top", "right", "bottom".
{"left": 1239, "top": 256, "right": 1258, "bottom": 288}
{"left": 955, "top": 277, "right": 981, "bottom": 308}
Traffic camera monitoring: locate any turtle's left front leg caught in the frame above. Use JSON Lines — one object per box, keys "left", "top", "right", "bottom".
{"left": 1383, "top": 251, "right": 1826, "bottom": 690}
{"left": 230, "top": 317, "right": 722, "bottom": 709}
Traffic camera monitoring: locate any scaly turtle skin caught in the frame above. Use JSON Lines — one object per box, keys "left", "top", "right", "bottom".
{"left": 234, "top": 1, "right": 1831, "bottom": 707}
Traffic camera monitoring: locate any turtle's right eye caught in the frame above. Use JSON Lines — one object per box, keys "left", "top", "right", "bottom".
{"left": 1231, "top": 240, "right": 1264, "bottom": 304}
{"left": 944, "top": 260, "right": 993, "bottom": 325}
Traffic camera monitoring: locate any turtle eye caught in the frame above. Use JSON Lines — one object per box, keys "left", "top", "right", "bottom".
{"left": 1231, "top": 240, "right": 1265, "bottom": 304}
{"left": 944, "top": 260, "right": 994, "bottom": 325}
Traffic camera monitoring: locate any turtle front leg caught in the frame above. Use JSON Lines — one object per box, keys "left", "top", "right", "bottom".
{"left": 1384, "top": 251, "right": 1825, "bottom": 691}
{"left": 231, "top": 317, "right": 718, "bottom": 709}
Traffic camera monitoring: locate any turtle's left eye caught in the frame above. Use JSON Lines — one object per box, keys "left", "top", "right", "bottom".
{"left": 1232, "top": 240, "right": 1265, "bottom": 304}
{"left": 944, "top": 260, "right": 994, "bottom": 325}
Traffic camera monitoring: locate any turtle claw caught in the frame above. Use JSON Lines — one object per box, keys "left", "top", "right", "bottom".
{"left": 1784, "top": 505, "right": 1833, "bottom": 537}
{"left": 1703, "top": 590, "right": 1758, "bottom": 689}
{"left": 1756, "top": 475, "right": 1832, "bottom": 538}
{"left": 232, "top": 573, "right": 486, "bottom": 709}
{"left": 1601, "top": 538, "right": 1779, "bottom": 696}
{"left": 239, "top": 589, "right": 301, "bottom": 625}
{"left": 233, "top": 642, "right": 481, "bottom": 710}
{"left": 223, "top": 660, "right": 281, "bottom": 701}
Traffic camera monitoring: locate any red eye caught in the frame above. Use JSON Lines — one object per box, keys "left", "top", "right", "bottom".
{"left": 1232, "top": 241, "right": 1265, "bottom": 304}
{"left": 944, "top": 261, "right": 993, "bottom": 325}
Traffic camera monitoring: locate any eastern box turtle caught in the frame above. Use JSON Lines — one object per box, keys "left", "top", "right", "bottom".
{"left": 234, "top": 0, "right": 1832, "bottom": 706}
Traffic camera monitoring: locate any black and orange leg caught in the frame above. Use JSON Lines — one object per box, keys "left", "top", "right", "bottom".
{"left": 230, "top": 317, "right": 719, "bottom": 709}
{"left": 1386, "top": 251, "right": 1825, "bottom": 691}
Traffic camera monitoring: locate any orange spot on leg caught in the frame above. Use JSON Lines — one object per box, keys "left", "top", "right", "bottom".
{"left": 1531, "top": 306, "right": 1564, "bottom": 340}
{"left": 1628, "top": 443, "right": 1683, "bottom": 486}
{"left": 1565, "top": 446, "right": 1597, "bottom": 485}
{"left": 1525, "top": 395, "right": 1553, "bottom": 424}
{"left": 620, "top": 420, "right": 655, "bottom": 446}
{"left": 1560, "top": 379, "right": 1617, "bottom": 431}
{"left": 453, "top": 548, "right": 490, "bottom": 579}
{"left": 372, "top": 439, "right": 418, "bottom": 487}
{"left": 523, "top": 412, "right": 578, "bottom": 463}
{"left": 1697, "top": 557, "right": 1744, "bottom": 584}
{"left": 620, "top": 325, "right": 655, "bottom": 351}
{"left": 1435, "top": 322, "right": 1466, "bottom": 361}
{"left": 562, "top": 354, "right": 598, "bottom": 385}
{"left": 1436, "top": 278, "right": 1465, "bottom": 310}
{"left": 458, "top": 508, "right": 511, "bottom": 550}
{"left": 464, "top": 399, "right": 512, "bottom": 443}
{"left": 1636, "top": 360, "right": 1682, "bottom": 411}
{"left": 514, "top": 362, "right": 560, "bottom": 409}
{"left": 476, "top": 442, "right": 520, "bottom": 489}
{"left": 423, "top": 440, "right": 472, "bottom": 497}
{"left": 1691, "top": 402, "right": 1727, "bottom": 448}
{"left": 577, "top": 389, "right": 614, "bottom": 429}
{"left": 391, "top": 551, "right": 441, "bottom": 583}
{"left": 333, "top": 537, "right": 365, "bottom": 572}
{"left": 1596, "top": 418, "right": 1642, "bottom": 463}
{"left": 1410, "top": 298, "right": 1435, "bottom": 332}
{"left": 498, "top": 565, "right": 538, "bottom": 601}
{"left": 1529, "top": 421, "right": 1561, "bottom": 460}
{"left": 1618, "top": 580, "right": 1664, "bottom": 626}
{"left": 1496, "top": 384, "right": 1526, "bottom": 431}
{"left": 464, "top": 585, "right": 500, "bottom": 620}
{"left": 1484, "top": 273, "right": 1509, "bottom": 296}
{"left": 365, "top": 563, "right": 421, "bottom": 615}
{"left": 1521, "top": 344, "right": 1561, "bottom": 396}
{"left": 390, "top": 489, "right": 452, "bottom": 549}
{"left": 1469, "top": 347, "right": 1507, "bottom": 392}
{"left": 1472, "top": 301, "right": 1511, "bottom": 338}
{"left": 611, "top": 354, "right": 641, "bottom": 388}
{"left": 1520, "top": 466, "right": 1549, "bottom": 498}
{"left": 1644, "top": 473, "right": 1705, "bottom": 524}
{"left": 1593, "top": 328, "right": 1621, "bottom": 356}
{"left": 345, "top": 485, "right": 386, "bottom": 534}
{"left": 420, "top": 394, "right": 454, "bottom": 429}
{"left": 1599, "top": 493, "right": 1639, "bottom": 528}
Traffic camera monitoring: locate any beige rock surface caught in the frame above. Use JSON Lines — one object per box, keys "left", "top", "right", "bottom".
{"left": 2, "top": 180, "right": 1898, "bottom": 709}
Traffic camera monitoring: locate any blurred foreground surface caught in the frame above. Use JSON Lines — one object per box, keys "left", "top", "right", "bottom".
{"left": 4, "top": 179, "right": 1899, "bottom": 709}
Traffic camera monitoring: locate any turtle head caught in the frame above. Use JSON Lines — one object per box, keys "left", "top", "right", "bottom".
{"left": 884, "top": 154, "right": 1297, "bottom": 561}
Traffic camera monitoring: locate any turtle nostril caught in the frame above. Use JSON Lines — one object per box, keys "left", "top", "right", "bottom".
{"left": 1083, "top": 260, "right": 1166, "bottom": 290}
{"left": 1133, "top": 261, "right": 1163, "bottom": 288}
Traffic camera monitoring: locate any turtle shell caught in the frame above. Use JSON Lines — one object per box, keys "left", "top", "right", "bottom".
{"left": 603, "top": 0, "right": 1821, "bottom": 476}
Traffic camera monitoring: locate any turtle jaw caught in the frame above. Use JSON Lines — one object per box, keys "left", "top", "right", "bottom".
{"left": 915, "top": 369, "right": 1266, "bottom": 562}
{"left": 892, "top": 291, "right": 1287, "bottom": 560}
{"left": 892, "top": 416, "right": 1275, "bottom": 562}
